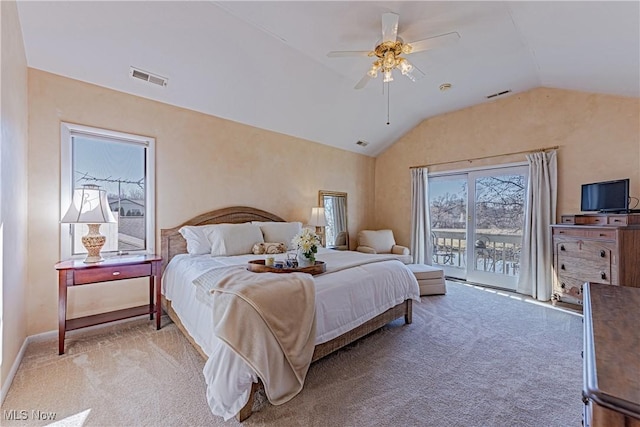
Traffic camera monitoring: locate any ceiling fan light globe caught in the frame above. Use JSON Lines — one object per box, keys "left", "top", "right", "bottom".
{"left": 383, "top": 51, "right": 396, "bottom": 68}
{"left": 367, "top": 69, "right": 378, "bottom": 78}
{"left": 402, "top": 44, "right": 413, "bottom": 54}
{"left": 399, "top": 59, "right": 413, "bottom": 75}
{"left": 383, "top": 69, "right": 394, "bottom": 83}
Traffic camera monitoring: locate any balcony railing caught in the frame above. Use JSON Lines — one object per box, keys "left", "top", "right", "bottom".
{"left": 432, "top": 229, "right": 522, "bottom": 277}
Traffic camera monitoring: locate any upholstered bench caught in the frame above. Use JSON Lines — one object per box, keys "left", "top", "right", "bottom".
{"left": 407, "top": 264, "right": 446, "bottom": 296}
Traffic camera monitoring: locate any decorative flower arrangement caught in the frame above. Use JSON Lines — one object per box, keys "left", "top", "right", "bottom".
{"left": 291, "top": 228, "right": 321, "bottom": 264}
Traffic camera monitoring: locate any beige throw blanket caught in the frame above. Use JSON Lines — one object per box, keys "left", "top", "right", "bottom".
{"left": 316, "top": 250, "right": 405, "bottom": 275}
{"left": 193, "top": 266, "right": 316, "bottom": 405}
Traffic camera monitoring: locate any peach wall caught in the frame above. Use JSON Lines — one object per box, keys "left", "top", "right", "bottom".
{"left": 27, "top": 69, "right": 375, "bottom": 335}
{"left": 374, "top": 87, "right": 640, "bottom": 247}
{"left": 1, "top": 0, "right": 29, "bottom": 391}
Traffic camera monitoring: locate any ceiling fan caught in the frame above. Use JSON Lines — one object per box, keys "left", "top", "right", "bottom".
{"left": 327, "top": 12, "right": 460, "bottom": 89}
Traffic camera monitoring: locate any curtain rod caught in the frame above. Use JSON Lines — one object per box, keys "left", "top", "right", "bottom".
{"left": 409, "top": 145, "right": 559, "bottom": 169}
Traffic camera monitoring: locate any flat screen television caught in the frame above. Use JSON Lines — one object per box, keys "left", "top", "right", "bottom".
{"left": 581, "top": 179, "right": 629, "bottom": 213}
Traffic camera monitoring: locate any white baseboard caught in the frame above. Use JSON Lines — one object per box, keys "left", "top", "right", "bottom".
{"left": 1, "top": 335, "right": 29, "bottom": 405}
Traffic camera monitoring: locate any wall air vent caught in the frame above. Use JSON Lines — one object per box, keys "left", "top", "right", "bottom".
{"left": 486, "top": 89, "right": 512, "bottom": 99}
{"left": 129, "top": 67, "right": 167, "bottom": 87}
{"left": 356, "top": 140, "right": 369, "bottom": 147}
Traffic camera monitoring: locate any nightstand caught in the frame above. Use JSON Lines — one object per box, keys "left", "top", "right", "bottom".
{"left": 55, "top": 254, "right": 163, "bottom": 355}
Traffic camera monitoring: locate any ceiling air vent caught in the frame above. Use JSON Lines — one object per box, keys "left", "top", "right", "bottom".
{"left": 486, "top": 89, "right": 511, "bottom": 99}
{"left": 129, "top": 67, "right": 167, "bottom": 87}
{"left": 356, "top": 140, "right": 369, "bottom": 147}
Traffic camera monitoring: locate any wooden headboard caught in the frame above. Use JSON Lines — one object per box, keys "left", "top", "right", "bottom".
{"left": 160, "top": 206, "right": 285, "bottom": 273}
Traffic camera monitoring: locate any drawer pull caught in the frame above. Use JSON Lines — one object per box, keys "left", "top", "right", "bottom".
{"left": 560, "top": 264, "right": 565, "bottom": 270}
{"left": 558, "top": 231, "right": 565, "bottom": 234}
{"left": 600, "top": 272, "right": 606, "bottom": 280}
{"left": 599, "top": 233, "right": 606, "bottom": 237}
{"left": 560, "top": 245, "right": 566, "bottom": 251}
{"left": 600, "top": 250, "right": 605, "bottom": 258}
{"left": 560, "top": 282, "right": 566, "bottom": 289}
{"left": 613, "top": 219, "right": 622, "bottom": 222}
{"left": 112, "top": 271, "right": 121, "bottom": 276}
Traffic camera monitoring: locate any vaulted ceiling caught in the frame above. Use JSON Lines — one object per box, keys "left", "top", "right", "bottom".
{"left": 17, "top": 1, "right": 640, "bottom": 156}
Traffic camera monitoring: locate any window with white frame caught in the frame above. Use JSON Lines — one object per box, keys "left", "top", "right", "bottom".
{"left": 60, "top": 123, "right": 155, "bottom": 259}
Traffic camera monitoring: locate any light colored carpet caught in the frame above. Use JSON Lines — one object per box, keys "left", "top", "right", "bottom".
{"left": 2, "top": 281, "right": 583, "bottom": 426}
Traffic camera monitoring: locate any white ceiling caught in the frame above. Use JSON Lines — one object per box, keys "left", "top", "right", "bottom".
{"left": 16, "top": 1, "right": 640, "bottom": 157}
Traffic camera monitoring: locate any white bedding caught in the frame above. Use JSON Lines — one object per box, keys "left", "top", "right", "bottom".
{"left": 162, "top": 247, "right": 420, "bottom": 420}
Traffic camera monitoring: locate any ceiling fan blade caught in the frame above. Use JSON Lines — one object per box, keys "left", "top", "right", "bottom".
{"left": 406, "top": 31, "right": 460, "bottom": 54}
{"left": 327, "top": 50, "right": 371, "bottom": 58}
{"left": 404, "top": 63, "right": 426, "bottom": 82}
{"left": 354, "top": 73, "right": 372, "bottom": 90}
{"left": 381, "top": 12, "right": 399, "bottom": 43}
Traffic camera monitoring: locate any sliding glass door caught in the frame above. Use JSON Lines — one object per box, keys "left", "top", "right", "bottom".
{"left": 429, "top": 165, "right": 528, "bottom": 290}
{"left": 429, "top": 175, "right": 468, "bottom": 279}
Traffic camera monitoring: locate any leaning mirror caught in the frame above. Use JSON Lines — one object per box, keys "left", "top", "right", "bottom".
{"left": 318, "top": 190, "right": 348, "bottom": 250}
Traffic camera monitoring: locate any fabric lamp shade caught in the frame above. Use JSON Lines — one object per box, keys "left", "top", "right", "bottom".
{"left": 308, "top": 207, "right": 326, "bottom": 227}
{"left": 61, "top": 184, "right": 116, "bottom": 263}
{"left": 61, "top": 185, "right": 116, "bottom": 224}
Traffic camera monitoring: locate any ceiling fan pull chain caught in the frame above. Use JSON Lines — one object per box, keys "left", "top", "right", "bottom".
{"left": 386, "top": 82, "right": 391, "bottom": 125}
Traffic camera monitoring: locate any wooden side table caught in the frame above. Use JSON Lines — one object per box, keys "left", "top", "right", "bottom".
{"left": 55, "top": 254, "right": 163, "bottom": 355}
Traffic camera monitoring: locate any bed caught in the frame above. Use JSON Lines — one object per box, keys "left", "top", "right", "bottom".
{"left": 160, "top": 206, "right": 420, "bottom": 421}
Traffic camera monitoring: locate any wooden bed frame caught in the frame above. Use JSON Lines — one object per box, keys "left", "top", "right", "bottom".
{"left": 160, "top": 206, "right": 412, "bottom": 421}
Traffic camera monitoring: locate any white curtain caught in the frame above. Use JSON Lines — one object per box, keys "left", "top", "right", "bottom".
{"left": 332, "top": 196, "right": 347, "bottom": 236}
{"left": 517, "top": 151, "right": 557, "bottom": 300}
{"left": 410, "top": 167, "right": 432, "bottom": 265}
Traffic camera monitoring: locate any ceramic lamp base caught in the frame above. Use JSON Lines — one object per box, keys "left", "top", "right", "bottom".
{"left": 82, "top": 223, "right": 106, "bottom": 263}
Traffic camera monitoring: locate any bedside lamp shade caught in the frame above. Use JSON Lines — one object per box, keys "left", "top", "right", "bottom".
{"left": 61, "top": 184, "right": 116, "bottom": 263}
{"left": 309, "top": 207, "right": 326, "bottom": 247}
{"left": 308, "top": 207, "right": 326, "bottom": 227}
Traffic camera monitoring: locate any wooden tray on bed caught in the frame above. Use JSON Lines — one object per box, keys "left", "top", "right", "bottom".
{"left": 247, "top": 259, "right": 326, "bottom": 275}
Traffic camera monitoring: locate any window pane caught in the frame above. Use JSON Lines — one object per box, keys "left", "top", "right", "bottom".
{"left": 71, "top": 135, "right": 147, "bottom": 254}
{"left": 429, "top": 176, "right": 468, "bottom": 270}
{"left": 473, "top": 173, "right": 525, "bottom": 277}
{"left": 322, "top": 197, "right": 336, "bottom": 246}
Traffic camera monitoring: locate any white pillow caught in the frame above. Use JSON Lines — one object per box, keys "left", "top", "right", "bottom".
{"left": 179, "top": 225, "right": 217, "bottom": 255}
{"left": 206, "top": 223, "right": 264, "bottom": 257}
{"left": 252, "top": 222, "right": 302, "bottom": 250}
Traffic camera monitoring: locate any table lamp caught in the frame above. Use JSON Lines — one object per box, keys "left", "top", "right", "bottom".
{"left": 308, "top": 207, "right": 326, "bottom": 247}
{"left": 61, "top": 184, "right": 117, "bottom": 263}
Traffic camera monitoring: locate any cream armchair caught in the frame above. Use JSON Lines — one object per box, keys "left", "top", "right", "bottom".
{"left": 356, "top": 229, "right": 412, "bottom": 264}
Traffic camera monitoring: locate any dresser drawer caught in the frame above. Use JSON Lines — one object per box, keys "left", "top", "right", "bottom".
{"left": 556, "top": 240, "right": 613, "bottom": 262}
{"left": 556, "top": 254, "right": 611, "bottom": 284}
{"left": 554, "top": 275, "right": 585, "bottom": 301}
{"left": 74, "top": 263, "right": 152, "bottom": 285}
{"left": 607, "top": 215, "right": 628, "bottom": 226}
{"left": 578, "top": 216, "right": 608, "bottom": 225}
{"left": 553, "top": 227, "right": 616, "bottom": 240}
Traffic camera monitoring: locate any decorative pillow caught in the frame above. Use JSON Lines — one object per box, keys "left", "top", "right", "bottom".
{"left": 179, "top": 225, "right": 218, "bottom": 255}
{"left": 252, "top": 242, "right": 287, "bottom": 255}
{"left": 252, "top": 221, "right": 302, "bottom": 250}
{"left": 206, "top": 223, "right": 264, "bottom": 257}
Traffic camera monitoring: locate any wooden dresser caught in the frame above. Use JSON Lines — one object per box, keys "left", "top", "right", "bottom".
{"left": 582, "top": 283, "right": 640, "bottom": 427}
{"left": 551, "top": 213, "right": 640, "bottom": 306}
